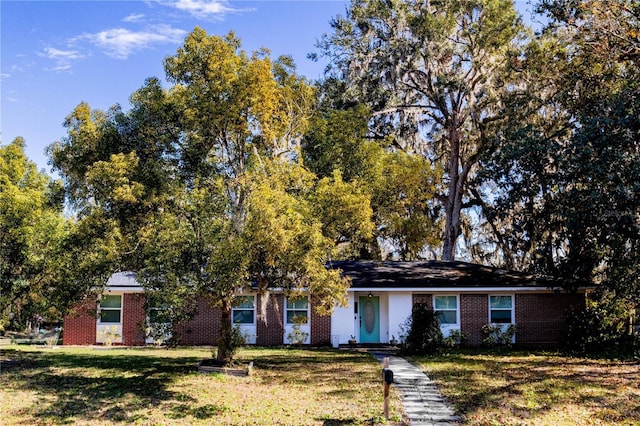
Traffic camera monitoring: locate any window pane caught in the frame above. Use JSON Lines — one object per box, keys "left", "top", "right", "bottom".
{"left": 490, "top": 310, "right": 512, "bottom": 323}
{"left": 437, "top": 310, "right": 457, "bottom": 324}
{"left": 435, "top": 296, "right": 457, "bottom": 310}
{"left": 287, "top": 311, "right": 308, "bottom": 324}
{"left": 100, "top": 309, "right": 121, "bottom": 323}
{"left": 100, "top": 295, "right": 121, "bottom": 308}
{"left": 233, "top": 309, "right": 254, "bottom": 324}
{"left": 490, "top": 296, "right": 512, "bottom": 309}
{"left": 234, "top": 296, "right": 254, "bottom": 309}
{"left": 286, "top": 297, "right": 308, "bottom": 310}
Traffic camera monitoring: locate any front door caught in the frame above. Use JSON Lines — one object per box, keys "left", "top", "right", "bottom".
{"left": 359, "top": 296, "right": 380, "bottom": 343}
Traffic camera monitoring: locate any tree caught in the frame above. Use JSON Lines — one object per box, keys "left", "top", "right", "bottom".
{"left": 0, "top": 138, "right": 70, "bottom": 330}
{"left": 317, "top": 0, "right": 528, "bottom": 260}
{"left": 159, "top": 28, "right": 356, "bottom": 363}
{"left": 538, "top": 0, "right": 640, "bottom": 297}
{"left": 303, "top": 106, "right": 443, "bottom": 260}
{"left": 478, "top": 0, "right": 640, "bottom": 281}
{"left": 50, "top": 28, "right": 369, "bottom": 364}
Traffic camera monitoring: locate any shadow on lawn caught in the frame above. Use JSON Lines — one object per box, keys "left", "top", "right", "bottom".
{"left": 248, "top": 348, "right": 377, "bottom": 387}
{"left": 418, "top": 351, "right": 640, "bottom": 424}
{"left": 0, "top": 348, "right": 210, "bottom": 424}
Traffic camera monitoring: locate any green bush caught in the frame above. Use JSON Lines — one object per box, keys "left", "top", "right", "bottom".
{"left": 287, "top": 316, "right": 309, "bottom": 346}
{"left": 442, "top": 329, "right": 467, "bottom": 348}
{"left": 215, "top": 323, "right": 247, "bottom": 363}
{"left": 563, "top": 303, "right": 639, "bottom": 358}
{"left": 482, "top": 323, "right": 516, "bottom": 347}
{"left": 402, "top": 303, "right": 443, "bottom": 354}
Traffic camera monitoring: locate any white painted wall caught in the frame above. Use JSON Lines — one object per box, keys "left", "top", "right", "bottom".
{"left": 387, "top": 292, "right": 413, "bottom": 343}
{"left": 379, "top": 294, "right": 389, "bottom": 343}
{"left": 239, "top": 324, "right": 257, "bottom": 344}
{"left": 96, "top": 324, "right": 123, "bottom": 344}
{"left": 331, "top": 293, "right": 355, "bottom": 344}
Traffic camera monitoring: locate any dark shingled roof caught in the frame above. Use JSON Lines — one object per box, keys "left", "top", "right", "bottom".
{"left": 328, "top": 260, "right": 569, "bottom": 289}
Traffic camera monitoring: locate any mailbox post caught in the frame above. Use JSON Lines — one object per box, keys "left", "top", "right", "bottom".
{"left": 382, "top": 357, "right": 393, "bottom": 420}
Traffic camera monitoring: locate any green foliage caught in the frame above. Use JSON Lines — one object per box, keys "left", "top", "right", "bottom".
{"left": 286, "top": 316, "right": 310, "bottom": 346}
{"left": 215, "top": 323, "right": 247, "bottom": 364}
{"left": 317, "top": 0, "right": 528, "bottom": 260}
{"left": 442, "top": 329, "right": 467, "bottom": 348}
{"left": 474, "top": 1, "right": 639, "bottom": 338}
{"left": 482, "top": 323, "right": 516, "bottom": 347}
{"left": 373, "top": 151, "right": 442, "bottom": 259}
{"left": 0, "top": 138, "right": 72, "bottom": 330}
{"left": 303, "top": 106, "right": 442, "bottom": 260}
{"left": 49, "top": 27, "right": 358, "bottom": 365}
{"left": 402, "top": 303, "right": 443, "bottom": 354}
{"left": 563, "top": 296, "right": 640, "bottom": 358}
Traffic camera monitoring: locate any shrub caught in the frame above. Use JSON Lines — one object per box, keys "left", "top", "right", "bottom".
{"left": 287, "top": 316, "right": 309, "bottom": 346}
{"left": 442, "top": 329, "right": 467, "bottom": 348}
{"left": 402, "top": 303, "right": 443, "bottom": 354}
{"left": 563, "top": 302, "right": 639, "bottom": 358}
{"left": 482, "top": 323, "right": 516, "bottom": 347}
{"left": 215, "top": 323, "right": 247, "bottom": 363}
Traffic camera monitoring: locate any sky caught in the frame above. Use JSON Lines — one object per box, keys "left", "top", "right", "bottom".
{"left": 2, "top": 0, "right": 540, "bottom": 176}
{"left": 1, "top": 0, "right": 350, "bottom": 174}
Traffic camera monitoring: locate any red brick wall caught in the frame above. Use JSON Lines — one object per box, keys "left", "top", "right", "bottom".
{"left": 310, "top": 298, "right": 331, "bottom": 346}
{"left": 257, "top": 293, "right": 284, "bottom": 345}
{"left": 174, "top": 295, "right": 221, "bottom": 345}
{"left": 460, "top": 294, "right": 489, "bottom": 346}
{"left": 413, "top": 294, "right": 433, "bottom": 307}
{"left": 516, "top": 293, "right": 585, "bottom": 347}
{"left": 63, "top": 297, "right": 97, "bottom": 345}
{"left": 122, "top": 293, "right": 146, "bottom": 346}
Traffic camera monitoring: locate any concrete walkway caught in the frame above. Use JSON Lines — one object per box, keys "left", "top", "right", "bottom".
{"left": 370, "top": 351, "right": 459, "bottom": 426}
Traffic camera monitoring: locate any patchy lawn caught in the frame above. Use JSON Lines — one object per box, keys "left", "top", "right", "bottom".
{"left": 0, "top": 345, "right": 406, "bottom": 425}
{"left": 412, "top": 350, "right": 640, "bottom": 426}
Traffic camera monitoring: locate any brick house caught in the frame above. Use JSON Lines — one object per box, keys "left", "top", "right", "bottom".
{"left": 62, "top": 261, "right": 590, "bottom": 348}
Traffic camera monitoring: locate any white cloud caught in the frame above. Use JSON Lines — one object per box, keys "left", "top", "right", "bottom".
{"left": 77, "top": 24, "right": 186, "bottom": 59}
{"left": 40, "top": 47, "right": 83, "bottom": 60}
{"left": 123, "top": 13, "right": 145, "bottom": 23}
{"left": 0, "top": 73, "right": 10, "bottom": 80}
{"left": 39, "top": 47, "right": 84, "bottom": 72}
{"left": 164, "top": 0, "right": 252, "bottom": 19}
{"left": 49, "top": 65, "right": 72, "bottom": 72}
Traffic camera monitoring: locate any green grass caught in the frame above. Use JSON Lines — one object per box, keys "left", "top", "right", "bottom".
{"left": 0, "top": 345, "right": 405, "bottom": 425}
{"left": 412, "top": 350, "right": 640, "bottom": 426}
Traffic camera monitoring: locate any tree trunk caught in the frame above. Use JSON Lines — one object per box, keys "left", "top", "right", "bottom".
{"left": 216, "top": 299, "right": 233, "bottom": 365}
{"left": 442, "top": 125, "right": 462, "bottom": 261}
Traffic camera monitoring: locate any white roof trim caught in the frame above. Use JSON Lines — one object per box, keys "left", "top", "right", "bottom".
{"left": 348, "top": 286, "right": 567, "bottom": 293}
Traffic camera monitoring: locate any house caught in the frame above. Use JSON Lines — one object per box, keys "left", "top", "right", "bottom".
{"left": 62, "top": 261, "right": 590, "bottom": 348}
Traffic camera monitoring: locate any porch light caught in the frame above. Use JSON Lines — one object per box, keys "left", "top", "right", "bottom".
{"left": 368, "top": 291, "right": 373, "bottom": 298}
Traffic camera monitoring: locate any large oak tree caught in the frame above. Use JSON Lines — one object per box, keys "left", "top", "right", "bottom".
{"left": 317, "top": 0, "right": 527, "bottom": 260}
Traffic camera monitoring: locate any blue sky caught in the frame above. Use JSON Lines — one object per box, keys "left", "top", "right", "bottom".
{"left": 2, "top": 0, "right": 539, "bottom": 175}
{"left": 1, "top": 0, "right": 350, "bottom": 173}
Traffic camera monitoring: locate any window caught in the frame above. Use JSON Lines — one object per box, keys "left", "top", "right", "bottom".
{"left": 286, "top": 297, "right": 309, "bottom": 324}
{"left": 232, "top": 296, "right": 255, "bottom": 324}
{"left": 434, "top": 295, "right": 458, "bottom": 324}
{"left": 99, "top": 295, "right": 121, "bottom": 323}
{"left": 489, "top": 295, "right": 513, "bottom": 324}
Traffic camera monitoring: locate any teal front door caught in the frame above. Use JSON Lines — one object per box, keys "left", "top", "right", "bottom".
{"left": 359, "top": 296, "right": 380, "bottom": 343}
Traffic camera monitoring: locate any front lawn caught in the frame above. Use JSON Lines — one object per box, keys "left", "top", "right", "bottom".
{"left": 413, "top": 350, "right": 640, "bottom": 426}
{"left": 0, "top": 345, "right": 405, "bottom": 425}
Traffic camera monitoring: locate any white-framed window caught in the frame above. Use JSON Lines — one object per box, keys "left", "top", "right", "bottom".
{"left": 489, "top": 295, "right": 514, "bottom": 324}
{"left": 434, "top": 295, "right": 458, "bottom": 325}
{"left": 286, "top": 296, "right": 309, "bottom": 324}
{"left": 232, "top": 295, "right": 255, "bottom": 324}
{"left": 99, "top": 295, "right": 122, "bottom": 323}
